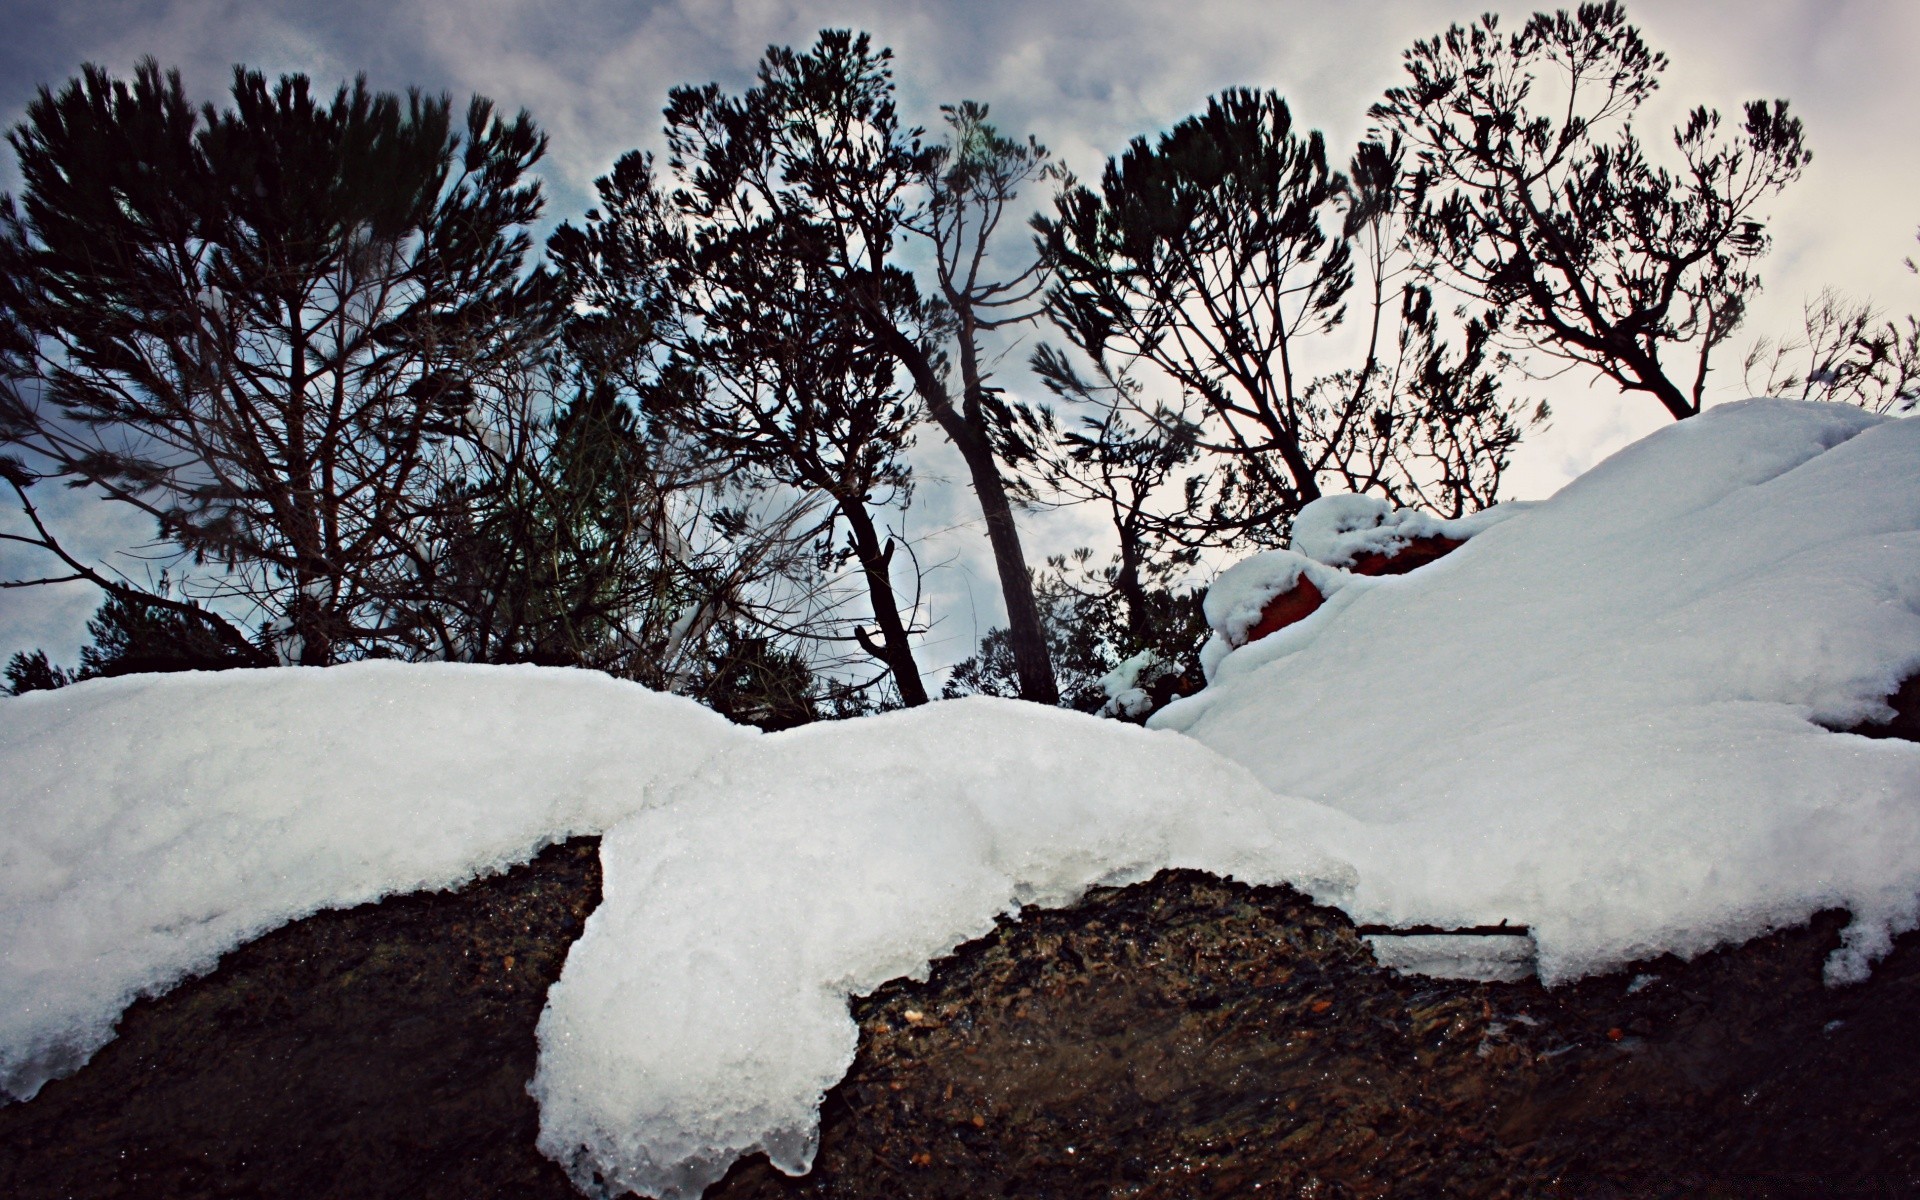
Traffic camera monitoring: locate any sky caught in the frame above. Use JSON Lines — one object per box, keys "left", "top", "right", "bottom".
{"left": 2, "top": 0, "right": 1917, "bottom": 678}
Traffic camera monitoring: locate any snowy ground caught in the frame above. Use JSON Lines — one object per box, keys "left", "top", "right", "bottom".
{"left": 2, "top": 398, "right": 1917, "bottom": 1199}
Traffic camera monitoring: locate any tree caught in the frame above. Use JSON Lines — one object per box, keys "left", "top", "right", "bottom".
{"left": 428, "top": 374, "right": 824, "bottom": 682}
{"left": 1011, "top": 348, "right": 1205, "bottom": 651}
{"left": 942, "top": 549, "right": 1208, "bottom": 720}
{"left": 4, "top": 590, "right": 255, "bottom": 693}
{"left": 1743, "top": 229, "right": 1920, "bottom": 414}
{"left": 1372, "top": 2, "right": 1809, "bottom": 420}
{"left": 1033, "top": 89, "right": 1531, "bottom": 552}
{"left": 604, "top": 32, "right": 1063, "bottom": 705}
{"left": 904, "top": 101, "right": 1061, "bottom": 704}
{"left": 552, "top": 140, "right": 933, "bottom": 705}
{"left": 0, "top": 61, "right": 555, "bottom": 664}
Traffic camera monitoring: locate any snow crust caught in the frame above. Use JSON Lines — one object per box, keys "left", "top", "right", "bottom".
{"left": 0, "top": 662, "right": 748, "bottom": 1101}
{"left": 1157, "top": 400, "right": 1920, "bottom": 986}
{"left": 529, "top": 698, "right": 1352, "bottom": 1200}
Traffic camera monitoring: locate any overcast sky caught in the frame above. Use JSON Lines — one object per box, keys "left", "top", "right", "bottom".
{"left": 3, "top": 0, "right": 1917, "bottom": 677}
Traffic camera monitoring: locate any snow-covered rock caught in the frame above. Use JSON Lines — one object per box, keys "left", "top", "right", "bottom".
{"left": 0, "top": 662, "right": 748, "bottom": 1102}
{"left": 1158, "top": 399, "right": 1920, "bottom": 988}
{"left": 2, "top": 398, "right": 1916, "bottom": 1200}
{"left": 1287, "top": 491, "right": 1521, "bottom": 570}
{"left": 529, "top": 699, "right": 1351, "bottom": 1200}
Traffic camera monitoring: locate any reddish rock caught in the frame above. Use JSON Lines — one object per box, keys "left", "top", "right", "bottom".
{"left": 1242, "top": 536, "right": 1468, "bottom": 647}
{"left": 1244, "top": 577, "right": 1324, "bottom": 644}
{"left": 1346, "top": 535, "right": 1464, "bottom": 577}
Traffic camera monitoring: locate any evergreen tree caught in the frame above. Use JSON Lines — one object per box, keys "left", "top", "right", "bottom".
{"left": 554, "top": 35, "right": 939, "bottom": 705}
{"left": 942, "top": 550, "right": 1207, "bottom": 720}
{"left": 1373, "top": 2, "right": 1808, "bottom": 419}
{"left": 4, "top": 591, "right": 255, "bottom": 693}
{"left": 0, "top": 61, "right": 556, "bottom": 663}
{"left": 1034, "top": 89, "right": 1532, "bottom": 552}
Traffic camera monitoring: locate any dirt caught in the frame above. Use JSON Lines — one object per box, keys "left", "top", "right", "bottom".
{"left": 2, "top": 843, "right": 1917, "bottom": 1200}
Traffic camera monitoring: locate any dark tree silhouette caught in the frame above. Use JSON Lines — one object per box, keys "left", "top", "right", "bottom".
{"left": 0, "top": 61, "right": 556, "bottom": 663}
{"left": 1373, "top": 2, "right": 1809, "bottom": 420}
{"left": 1034, "top": 89, "right": 1531, "bottom": 553}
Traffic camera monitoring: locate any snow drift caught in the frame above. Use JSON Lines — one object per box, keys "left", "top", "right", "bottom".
{"left": 1157, "top": 399, "right": 1920, "bottom": 986}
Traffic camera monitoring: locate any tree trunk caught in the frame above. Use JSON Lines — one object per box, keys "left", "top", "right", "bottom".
{"left": 850, "top": 286, "right": 1058, "bottom": 705}
{"left": 1114, "top": 534, "right": 1153, "bottom": 651}
{"left": 877, "top": 315, "right": 1058, "bottom": 704}
{"left": 950, "top": 330, "right": 1059, "bottom": 706}
{"left": 840, "top": 500, "right": 929, "bottom": 707}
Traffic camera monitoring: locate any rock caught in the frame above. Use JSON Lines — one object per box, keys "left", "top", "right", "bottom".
{"left": 1240, "top": 535, "right": 1467, "bottom": 647}
{"left": 1242, "top": 576, "right": 1325, "bottom": 644}
{"left": 1344, "top": 534, "right": 1464, "bottom": 577}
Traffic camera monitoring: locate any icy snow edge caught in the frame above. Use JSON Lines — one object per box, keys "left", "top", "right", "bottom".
{"left": 528, "top": 698, "right": 1357, "bottom": 1200}
{"left": 0, "top": 661, "right": 749, "bottom": 1102}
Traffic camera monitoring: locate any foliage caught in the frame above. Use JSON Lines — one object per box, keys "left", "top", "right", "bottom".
{"left": 1034, "top": 89, "right": 1534, "bottom": 558}
{"left": 1373, "top": 1, "right": 1809, "bottom": 420}
{"left": 943, "top": 550, "right": 1207, "bottom": 719}
{"left": 5, "top": 591, "right": 256, "bottom": 693}
{"left": 0, "top": 60, "right": 556, "bottom": 664}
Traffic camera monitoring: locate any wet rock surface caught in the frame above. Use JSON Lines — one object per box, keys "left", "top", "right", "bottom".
{"left": 3, "top": 847, "right": 1916, "bottom": 1199}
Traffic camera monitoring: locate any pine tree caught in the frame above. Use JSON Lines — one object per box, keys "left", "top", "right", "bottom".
{"left": 1033, "top": 89, "right": 1531, "bottom": 551}
{"left": 0, "top": 61, "right": 555, "bottom": 662}
{"left": 1373, "top": 2, "right": 1808, "bottom": 419}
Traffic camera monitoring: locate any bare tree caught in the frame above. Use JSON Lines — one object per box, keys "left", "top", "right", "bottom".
{"left": 1743, "top": 230, "right": 1920, "bottom": 414}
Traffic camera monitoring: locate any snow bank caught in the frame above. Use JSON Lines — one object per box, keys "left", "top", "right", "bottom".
{"left": 0, "top": 662, "right": 747, "bottom": 1101}
{"left": 1157, "top": 400, "right": 1920, "bottom": 985}
{"left": 529, "top": 698, "right": 1353, "bottom": 1200}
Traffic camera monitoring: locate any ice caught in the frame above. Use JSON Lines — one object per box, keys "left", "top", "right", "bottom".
{"left": 1156, "top": 400, "right": 1920, "bottom": 985}
{"left": 1363, "top": 932, "right": 1536, "bottom": 983}
{"left": 0, "top": 661, "right": 748, "bottom": 1102}
{"left": 528, "top": 698, "right": 1354, "bottom": 1200}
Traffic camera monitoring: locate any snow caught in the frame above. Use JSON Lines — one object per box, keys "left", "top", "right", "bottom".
{"left": 1096, "top": 649, "right": 1163, "bottom": 718}
{"left": 528, "top": 699, "right": 1351, "bottom": 1200}
{"left": 1, "top": 397, "right": 1917, "bottom": 1198}
{"left": 1196, "top": 549, "right": 1355, "bottom": 681}
{"left": 1286, "top": 492, "right": 1523, "bottom": 569}
{"left": 1156, "top": 399, "right": 1920, "bottom": 987}
{"left": 0, "top": 662, "right": 748, "bottom": 1102}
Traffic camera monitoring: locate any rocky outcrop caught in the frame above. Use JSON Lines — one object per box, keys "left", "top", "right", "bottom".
{"left": 5, "top": 843, "right": 1918, "bottom": 1200}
